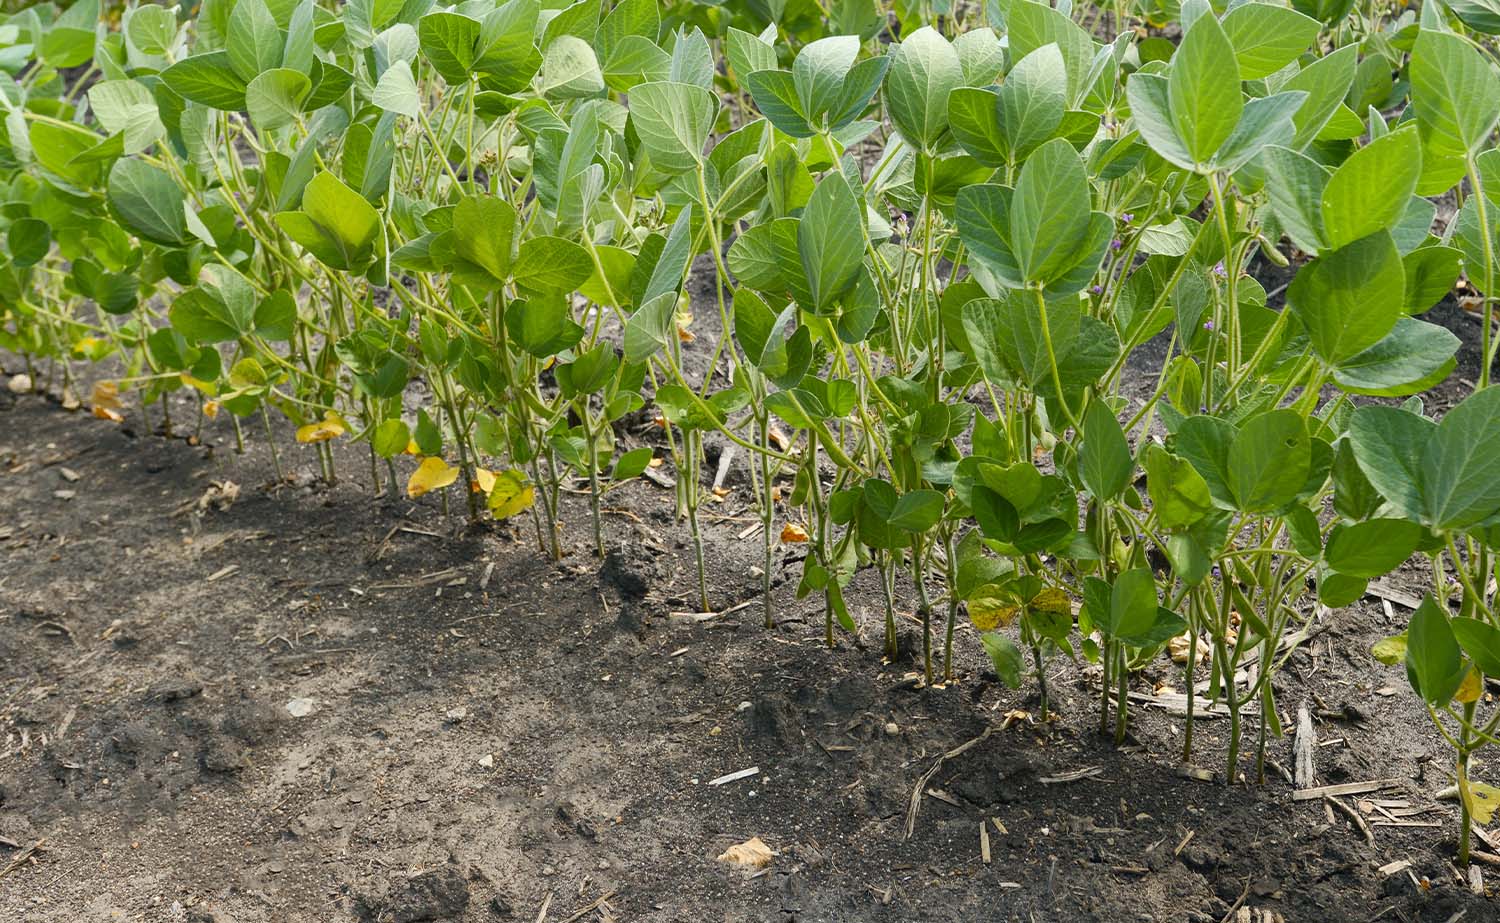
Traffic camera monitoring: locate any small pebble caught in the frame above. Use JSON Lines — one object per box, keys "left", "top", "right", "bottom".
{"left": 884, "top": 722, "right": 900, "bottom": 737}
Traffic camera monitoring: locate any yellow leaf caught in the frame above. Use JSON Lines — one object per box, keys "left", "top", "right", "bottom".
{"left": 295, "top": 412, "right": 346, "bottom": 444}
{"left": 780, "top": 522, "right": 809, "bottom": 543}
{"left": 968, "top": 593, "right": 1020, "bottom": 631}
{"left": 716, "top": 837, "right": 775, "bottom": 871}
{"left": 408, "top": 457, "right": 460, "bottom": 498}
{"left": 487, "top": 469, "right": 535, "bottom": 519}
{"left": 92, "top": 380, "right": 122, "bottom": 411}
{"left": 1030, "top": 587, "right": 1072, "bottom": 616}
{"left": 1456, "top": 666, "right": 1483, "bottom": 704}
{"left": 203, "top": 401, "right": 220, "bottom": 419}
{"left": 472, "top": 468, "right": 497, "bottom": 495}
{"left": 405, "top": 439, "right": 421, "bottom": 455}
{"left": 1462, "top": 779, "right": 1500, "bottom": 825}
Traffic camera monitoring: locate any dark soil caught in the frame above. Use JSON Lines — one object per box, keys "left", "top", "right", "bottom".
{"left": 2, "top": 273, "right": 1499, "bottom": 922}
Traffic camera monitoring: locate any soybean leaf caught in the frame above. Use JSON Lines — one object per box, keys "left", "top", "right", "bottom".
{"left": 228, "top": 0, "right": 283, "bottom": 82}
{"left": 1080, "top": 399, "right": 1131, "bottom": 500}
{"left": 513, "top": 236, "right": 593, "bottom": 295}
{"left": 1407, "top": 595, "right": 1465, "bottom": 706}
{"left": 452, "top": 194, "right": 518, "bottom": 286}
{"left": 997, "top": 43, "right": 1067, "bottom": 163}
{"left": 885, "top": 26, "right": 961, "bottom": 152}
{"left": 1348, "top": 404, "right": 1434, "bottom": 524}
{"left": 276, "top": 171, "right": 381, "bottom": 271}
{"left": 1286, "top": 231, "right": 1403, "bottom": 365}
{"left": 1321, "top": 127, "right": 1422, "bottom": 250}
{"left": 162, "top": 52, "right": 249, "bottom": 110}
{"left": 630, "top": 80, "right": 717, "bottom": 171}
{"left": 1325, "top": 518, "right": 1425, "bottom": 578}
{"left": 107, "top": 159, "right": 187, "bottom": 245}
{"left": 1221, "top": 4, "right": 1319, "bottom": 80}
{"left": 1452, "top": 618, "right": 1500, "bottom": 678}
{"left": 1333, "top": 317, "right": 1459, "bottom": 397}
{"left": 1145, "top": 444, "right": 1215, "bottom": 528}
{"left": 1422, "top": 386, "right": 1500, "bottom": 531}
{"left": 1169, "top": 13, "right": 1242, "bottom": 167}
{"left": 245, "top": 67, "right": 310, "bottom": 130}
{"left": 1229, "top": 410, "right": 1308, "bottom": 513}
{"left": 1410, "top": 29, "right": 1500, "bottom": 158}
{"left": 372, "top": 60, "right": 420, "bottom": 117}
{"left": 798, "top": 172, "right": 865, "bottom": 311}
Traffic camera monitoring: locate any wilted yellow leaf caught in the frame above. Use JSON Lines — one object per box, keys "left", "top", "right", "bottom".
{"left": 1456, "top": 666, "right": 1483, "bottom": 704}
{"left": 1169, "top": 633, "right": 1210, "bottom": 665}
{"left": 472, "top": 468, "right": 497, "bottom": 494}
{"left": 296, "top": 412, "right": 347, "bottom": 444}
{"left": 1371, "top": 634, "right": 1407, "bottom": 666}
{"left": 405, "top": 439, "right": 421, "bottom": 455}
{"left": 203, "top": 401, "right": 220, "bottom": 419}
{"left": 408, "top": 457, "right": 460, "bottom": 498}
{"left": 780, "top": 522, "right": 809, "bottom": 543}
{"left": 92, "top": 380, "right": 122, "bottom": 410}
{"left": 487, "top": 469, "right": 535, "bottom": 519}
{"left": 716, "top": 836, "right": 775, "bottom": 871}
{"left": 1463, "top": 779, "right": 1500, "bottom": 825}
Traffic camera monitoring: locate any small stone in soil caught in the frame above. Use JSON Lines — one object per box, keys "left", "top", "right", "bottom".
{"left": 378, "top": 866, "right": 471, "bottom": 923}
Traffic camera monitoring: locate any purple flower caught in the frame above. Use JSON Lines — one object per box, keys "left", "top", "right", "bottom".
{"left": 1120, "top": 213, "right": 1134, "bottom": 224}
{"left": 1090, "top": 284, "right": 1103, "bottom": 295}
{"left": 1110, "top": 238, "right": 1123, "bottom": 251}
{"left": 1212, "top": 260, "right": 1227, "bottom": 278}
{"left": 1203, "top": 320, "right": 1214, "bottom": 331}
{"left": 1211, "top": 566, "right": 1221, "bottom": 579}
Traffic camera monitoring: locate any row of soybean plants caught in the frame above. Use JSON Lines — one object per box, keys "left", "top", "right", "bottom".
{"left": 5, "top": 0, "right": 1500, "bottom": 860}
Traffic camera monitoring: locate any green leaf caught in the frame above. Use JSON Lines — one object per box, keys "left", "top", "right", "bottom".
{"left": 1005, "top": 0, "right": 1095, "bottom": 105}
{"left": 889, "top": 489, "right": 945, "bottom": 532}
{"left": 419, "top": 10, "right": 481, "bottom": 83}
{"left": 275, "top": 171, "right": 381, "bottom": 271}
{"left": 245, "top": 68, "right": 311, "bottom": 130}
{"left": 89, "top": 80, "right": 165, "bottom": 155}
{"left": 107, "top": 159, "right": 187, "bottom": 246}
{"left": 947, "top": 86, "right": 1006, "bottom": 166}
{"left": 1169, "top": 13, "right": 1243, "bottom": 167}
{"left": 623, "top": 291, "right": 676, "bottom": 363}
{"left": 1286, "top": 231, "right": 1403, "bottom": 365}
{"left": 1406, "top": 594, "right": 1465, "bottom": 706}
{"left": 372, "top": 60, "right": 420, "bottom": 117}
{"left": 1010, "top": 138, "right": 1094, "bottom": 285}
{"left": 798, "top": 172, "right": 865, "bottom": 311}
{"left": 161, "top": 52, "right": 249, "bottom": 110}
{"left": 1333, "top": 317, "right": 1459, "bottom": 397}
{"left": 1325, "top": 519, "right": 1425, "bottom": 578}
{"left": 980, "top": 631, "right": 1024, "bottom": 687}
{"left": 1423, "top": 386, "right": 1500, "bottom": 531}
{"left": 513, "top": 236, "right": 592, "bottom": 295}
{"left": 1452, "top": 618, "right": 1500, "bottom": 678}
{"left": 452, "top": 194, "right": 518, "bottom": 286}
{"left": 793, "top": 35, "right": 859, "bottom": 130}
{"left": 884, "top": 26, "right": 961, "bottom": 152}
{"left": 1221, "top": 4, "right": 1319, "bottom": 80}
{"left": 747, "top": 69, "right": 812, "bottom": 138}
{"left": 541, "top": 35, "right": 604, "bottom": 99}
{"left": 8, "top": 218, "right": 50, "bottom": 267}
{"left": 726, "top": 27, "right": 777, "bottom": 80}
{"left": 997, "top": 43, "right": 1067, "bottom": 163}
{"left": 1282, "top": 44, "right": 1357, "bottom": 150}
{"left": 1126, "top": 73, "right": 1196, "bottom": 171}
{"left": 1348, "top": 405, "right": 1433, "bottom": 525}
{"left": 1145, "top": 444, "right": 1215, "bottom": 528}
{"left": 507, "top": 295, "right": 585, "bottom": 358}
{"left": 630, "top": 81, "right": 717, "bottom": 172}
{"left": 1410, "top": 29, "right": 1500, "bottom": 158}
{"left": 1080, "top": 399, "right": 1131, "bottom": 501}
{"left": 1107, "top": 567, "right": 1159, "bottom": 642}
{"left": 1229, "top": 410, "right": 1308, "bottom": 513}
{"left": 1404, "top": 245, "right": 1463, "bottom": 314}
{"left": 227, "top": 0, "right": 284, "bottom": 82}
{"left": 1261, "top": 146, "right": 1328, "bottom": 252}
{"left": 1321, "top": 127, "right": 1422, "bottom": 251}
